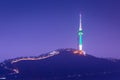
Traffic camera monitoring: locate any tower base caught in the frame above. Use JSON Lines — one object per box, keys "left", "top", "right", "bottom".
{"left": 73, "top": 50, "right": 86, "bottom": 56}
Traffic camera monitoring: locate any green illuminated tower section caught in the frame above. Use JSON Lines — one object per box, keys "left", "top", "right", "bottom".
{"left": 78, "top": 30, "right": 83, "bottom": 50}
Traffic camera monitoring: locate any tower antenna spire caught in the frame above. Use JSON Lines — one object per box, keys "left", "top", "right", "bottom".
{"left": 79, "top": 14, "right": 82, "bottom": 30}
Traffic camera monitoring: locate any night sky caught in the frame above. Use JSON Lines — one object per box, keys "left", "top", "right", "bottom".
{"left": 0, "top": 0, "right": 120, "bottom": 61}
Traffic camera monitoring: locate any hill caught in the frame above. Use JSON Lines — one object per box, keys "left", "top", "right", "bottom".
{"left": 0, "top": 48, "right": 120, "bottom": 80}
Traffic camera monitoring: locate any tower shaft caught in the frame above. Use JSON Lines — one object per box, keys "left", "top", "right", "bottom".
{"left": 78, "top": 14, "right": 83, "bottom": 50}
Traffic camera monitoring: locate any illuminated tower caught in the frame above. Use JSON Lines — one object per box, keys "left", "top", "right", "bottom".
{"left": 78, "top": 14, "right": 85, "bottom": 55}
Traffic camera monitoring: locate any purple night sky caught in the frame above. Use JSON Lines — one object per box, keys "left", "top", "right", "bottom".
{"left": 0, "top": 0, "right": 120, "bottom": 61}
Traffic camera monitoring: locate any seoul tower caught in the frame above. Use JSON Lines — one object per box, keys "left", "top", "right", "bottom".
{"left": 78, "top": 14, "right": 85, "bottom": 55}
